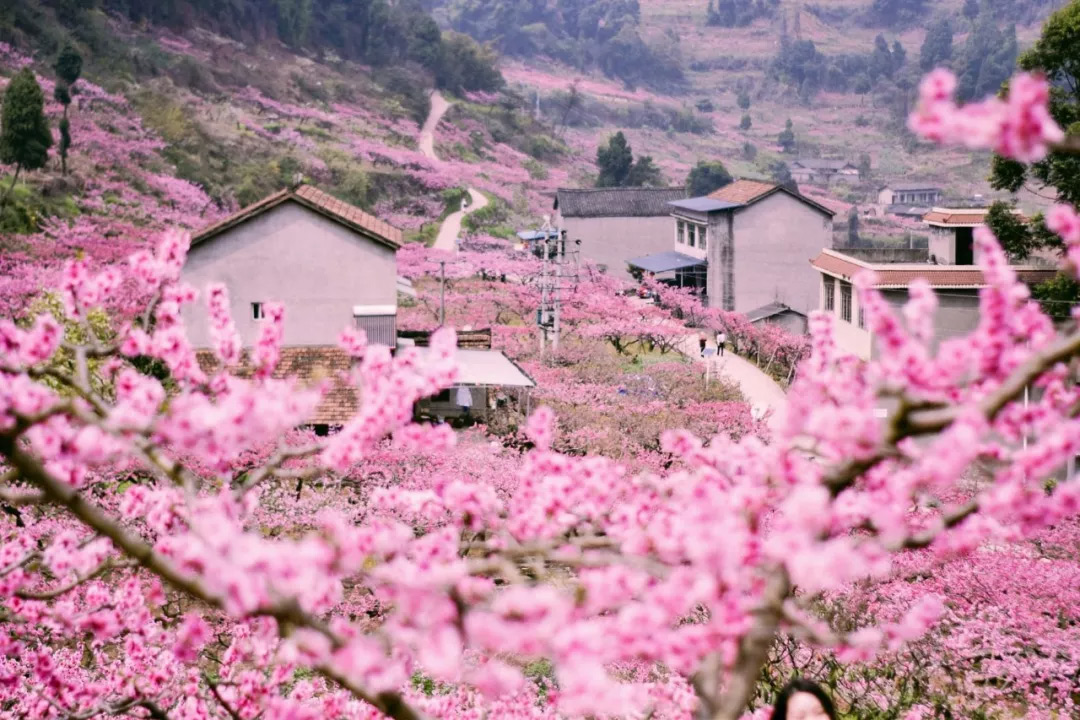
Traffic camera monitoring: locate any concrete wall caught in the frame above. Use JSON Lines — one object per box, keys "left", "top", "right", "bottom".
{"left": 837, "top": 247, "right": 929, "bottom": 263}
{"left": 756, "top": 311, "right": 807, "bottom": 336}
{"left": 818, "top": 272, "right": 873, "bottom": 359}
{"left": 872, "top": 289, "right": 980, "bottom": 359}
{"left": 181, "top": 202, "right": 398, "bottom": 347}
{"left": 706, "top": 210, "right": 735, "bottom": 310}
{"left": 928, "top": 227, "right": 957, "bottom": 263}
{"left": 561, "top": 215, "right": 673, "bottom": 281}
{"left": 730, "top": 193, "right": 833, "bottom": 317}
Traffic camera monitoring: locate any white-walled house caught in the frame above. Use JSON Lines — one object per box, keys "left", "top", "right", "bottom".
{"left": 628, "top": 179, "right": 834, "bottom": 332}
{"left": 878, "top": 184, "right": 943, "bottom": 207}
{"left": 810, "top": 248, "right": 1056, "bottom": 360}
{"left": 554, "top": 187, "right": 688, "bottom": 281}
{"left": 182, "top": 184, "right": 403, "bottom": 349}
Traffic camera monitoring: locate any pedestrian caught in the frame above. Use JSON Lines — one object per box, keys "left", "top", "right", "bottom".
{"left": 716, "top": 329, "right": 727, "bottom": 357}
{"left": 771, "top": 679, "right": 836, "bottom": 720}
{"left": 455, "top": 386, "right": 473, "bottom": 426}
{"left": 698, "top": 335, "right": 707, "bottom": 357}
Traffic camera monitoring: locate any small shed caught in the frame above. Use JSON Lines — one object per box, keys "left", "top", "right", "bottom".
{"left": 745, "top": 301, "right": 808, "bottom": 336}
{"left": 412, "top": 348, "right": 536, "bottom": 426}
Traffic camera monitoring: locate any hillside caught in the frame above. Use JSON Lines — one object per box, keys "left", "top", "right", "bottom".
{"left": 457, "top": 0, "right": 1068, "bottom": 234}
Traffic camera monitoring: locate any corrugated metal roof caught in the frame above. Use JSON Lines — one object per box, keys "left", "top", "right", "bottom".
{"left": 746, "top": 302, "right": 801, "bottom": 323}
{"left": 410, "top": 348, "right": 535, "bottom": 388}
{"left": 669, "top": 197, "right": 743, "bottom": 213}
{"left": 810, "top": 249, "right": 1057, "bottom": 289}
{"left": 626, "top": 250, "right": 707, "bottom": 273}
{"left": 192, "top": 184, "right": 403, "bottom": 248}
{"left": 556, "top": 187, "right": 688, "bottom": 218}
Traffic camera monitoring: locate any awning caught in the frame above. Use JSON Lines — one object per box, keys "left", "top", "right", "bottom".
{"left": 627, "top": 251, "right": 707, "bottom": 274}
{"left": 411, "top": 348, "right": 536, "bottom": 388}
{"left": 516, "top": 229, "right": 559, "bottom": 242}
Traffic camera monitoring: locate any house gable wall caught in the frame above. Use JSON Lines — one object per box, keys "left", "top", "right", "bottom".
{"left": 181, "top": 202, "right": 397, "bottom": 347}
{"left": 729, "top": 192, "right": 832, "bottom": 317}
{"left": 562, "top": 215, "right": 673, "bottom": 280}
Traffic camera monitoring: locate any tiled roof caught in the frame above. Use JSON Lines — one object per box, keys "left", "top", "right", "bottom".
{"left": 556, "top": 187, "right": 688, "bottom": 218}
{"left": 811, "top": 249, "right": 1057, "bottom": 289}
{"left": 792, "top": 159, "right": 854, "bottom": 171}
{"left": 196, "top": 346, "right": 359, "bottom": 425}
{"left": 707, "top": 178, "right": 836, "bottom": 217}
{"left": 708, "top": 179, "right": 777, "bottom": 204}
{"left": 398, "top": 329, "right": 493, "bottom": 349}
{"left": 886, "top": 183, "right": 943, "bottom": 192}
{"left": 746, "top": 301, "right": 801, "bottom": 323}
{"left": 923, "top": 209, "right": 991, "bottom": 227}
{"left": 192, "top": 184, "right": 403, "bottom": 249}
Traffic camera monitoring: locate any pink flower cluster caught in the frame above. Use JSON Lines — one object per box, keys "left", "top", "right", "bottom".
{"left": 909, "top": 69, "right": 1064, "bottom": 162}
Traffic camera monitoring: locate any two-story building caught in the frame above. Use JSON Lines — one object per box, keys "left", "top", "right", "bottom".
{"left": 810, "top": 248, "right": 1056, "bottom": 360}
{"left": 628, "top": 179, "right": 834, "bottom": 333}
{"left": 554, "top": 187, "right": 689, "bottom": 281}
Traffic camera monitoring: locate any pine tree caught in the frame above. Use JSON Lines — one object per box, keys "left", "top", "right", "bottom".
{"left": 739, "top": 113, "right": 752, "bottom": 130}
{"left": 686, "top": 161, "right": 733, "bottom": 196}
{"left": 595, "top": 131, "right": 634, "bottom": 187}
{"left": 53, "top": 45, "right": 82, "bottom": 177}
{"left": 737, "top": 90, "right": 751, "bottom": 110}
{"left": 0, "top": 69, "right": 53, "bottom": 208}
{"left": 847, "top": 207, "right": 860, "bottom": 245}
{"left": 919, "top": 20, "right": 953, "bottom": 71}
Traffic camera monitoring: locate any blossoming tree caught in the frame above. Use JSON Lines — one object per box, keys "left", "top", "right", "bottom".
{"left": 1, "top": 69, "right": 1080, "bottom": 720}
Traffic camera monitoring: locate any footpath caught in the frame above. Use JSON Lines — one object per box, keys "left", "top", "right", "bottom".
{"left": 418, "top": 91, "right": 489, "bottom": 252}
{"left": 678, "top": 335, "right": 788, "bottom": 434}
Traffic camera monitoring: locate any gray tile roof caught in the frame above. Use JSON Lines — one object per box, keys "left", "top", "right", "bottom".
{"left": 556, "top": 187, "right": 688, "bottom": 218}
{"left": 745, "top": 302, "right": 802, "bottom": 323}
{"left": 669, "top": 197, "right": 743, "bottom": 213}
{"left": 792, "top": 159, "right": 854, "bottom": 171}
{"left": 886, "top": 183, "right": 943, "bottom": 192}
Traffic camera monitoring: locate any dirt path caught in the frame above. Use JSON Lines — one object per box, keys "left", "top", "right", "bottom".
{"left": 418, "top": 91, "right": 490, "bottom": 252}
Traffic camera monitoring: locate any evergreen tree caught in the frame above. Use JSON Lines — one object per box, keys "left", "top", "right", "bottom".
{"left": 737, "top": 89, "right": 751, "bottom": 109}
{"left": 956, "top": 15, "right": 1018, "bottom": 101}
{"left": 627, "top": 155, "right": 664, "bottom": 187}
{"left": 858, "top": 153, "right": 872, "bottom": 179}
{"left": 595, "top": 131, "right": 634, "bottom": 187}
{"left": 0, "top": 69, "right": 52, "bottom": 208}
{"left": 739, "top": 113, "right": 752, "bottom": 130}
{"left": 685, "top": 160, "right": 733, "bottom": 196}
{"left": 777, "top": 118, "right": 796, "bottom": 153}
{"left": 768, "top": 160, "right": 797, "bottom": 192}
{"left": 891, "top": 40, "right": 906, "bottom": 73}
{"left": 962, "top": 0, "right": 980, "bottom": 21}
{"left": 919, "top": 19, "right": 953, "bottom": 71}
{"left": 847, "top": 207, "right": 860, "bottom": 245}
{"left": 53, "top": 45, "right": 82, "bottom": 177}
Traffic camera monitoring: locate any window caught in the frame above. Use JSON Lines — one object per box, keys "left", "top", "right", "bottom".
{"left": 824, "top": 277, "right": 835, "bottom": 312}
{"left": 858, "top": 306, "right": 865, "bottom": 329}
{"left": 432, "top": 389, "right": 452, "bottom": 403}
{"left": 840, "top": 281, "right": 852, "bottom": 323}
{"left": 698, "top": 226, "right": 707, "bottom": 252}
{"left": 677, "top": 221, "right": 685, "bottom": 244}
{"left": 687, "top": 224, "right": 696, "bottom": 248}
{"left": 252, "top": 302, "right": 265, "bottom": 320}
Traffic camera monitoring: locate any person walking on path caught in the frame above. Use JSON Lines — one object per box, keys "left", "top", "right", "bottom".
{"left": 716, "top": 330, "right": 727, "bottom": 357}
{"left": 698, "top": 335, "right": 707, "bottom": 357}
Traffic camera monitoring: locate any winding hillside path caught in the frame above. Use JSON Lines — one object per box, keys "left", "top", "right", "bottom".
{"left": 419, "top": 91, "right": 489, "bottom": 252}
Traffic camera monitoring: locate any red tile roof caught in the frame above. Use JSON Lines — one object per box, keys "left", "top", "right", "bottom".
{"left": 196, "top": 346, "right": 359, "bottom": 425}
{"left": 923, "top": 209, "right": 989, "bottom": 226}
{"left": 811, "top": 250, "right": 1057, "bottom": 289}
{"left": 706, "top": 178, "right": 836, "bottom": 217}
{"left": 192, "top": 184, "right": 403, "bottom": 249}
{"left": 708, "top": 179, "right": 777, "bottom": 204}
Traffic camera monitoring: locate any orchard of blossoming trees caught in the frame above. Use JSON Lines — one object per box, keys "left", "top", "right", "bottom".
{"left": 2, "top": 59, "right": 1080, "bottom": 720}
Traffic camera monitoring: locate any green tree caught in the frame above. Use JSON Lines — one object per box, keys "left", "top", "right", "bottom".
{"left": 53, "top": 45, "right": 83, "bottom": 177}
{"left": 627, "top": 155, "right": 664, "bottom": 187}
{"left": 739, "top": 113, "right": 752, "bottom": 130}
{"left": 858, "top": 153, "right": 872, "bottom": 179}
{"left": 685, "top": 160, "right": 733, "bottom": 196}
{"left": 0, "top": 69, "right": 53, "bottom": 208}
{"left": 962, "top": 0, "right": 980, "bottom": 21}
{"left": 847, "top": 207, "right": 860, "bottom": 245}
{"left": 596, "top": 131, "right": 634, "bottom": 187}
{"left": 985, "top": 5, "right": 1080, "bottom": 309}
{"left": 737, "top": 89, "right": 751, "bottom": 109}
{"left": 768, "top": 160, "right": 797, "bottom": 192}
{"left": 870, "top": 0, "right": 928, "bottom": 26}
{"left": 919, "top": 19, "right": 954, "bottom": 71}
{"left": 956, "top": 15, "right": 1018, "bottom": 101}
{"left": 777, "top": 118, "right": 796, "bottom": 153}
{"left": 435, "top": 32, "right": 503, "bottom": 94}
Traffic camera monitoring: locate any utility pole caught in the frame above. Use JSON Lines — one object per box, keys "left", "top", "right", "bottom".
{"left": 538, "top": 217, "right": 552, "bottom": 359}
{"left": 553, "top": 229, "right": 565, "bottom": 354}
{"left": 439, "top": 260, "right": 446, "bottom": 326}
